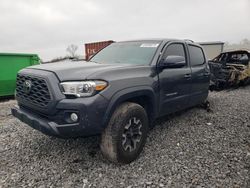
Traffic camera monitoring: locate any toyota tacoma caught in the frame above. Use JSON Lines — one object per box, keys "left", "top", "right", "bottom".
{"left": 11, "top": 39, "right": 210, "bottom": 163}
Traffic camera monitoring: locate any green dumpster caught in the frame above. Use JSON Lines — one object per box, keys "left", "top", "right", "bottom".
{"left": 0, "top": 53, "right": 40, "bottom": 97}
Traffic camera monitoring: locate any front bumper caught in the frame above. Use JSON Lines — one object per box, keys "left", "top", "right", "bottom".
{"left": 11, "top": 94, "right": 109, "bottom": 138}
{"left": 11, "top": 106, "right": 79, "bottom": 137}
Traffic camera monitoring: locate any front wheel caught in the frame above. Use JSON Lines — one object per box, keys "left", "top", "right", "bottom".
{"left": 100, "top": 102, "right": 149, "bottom": 164}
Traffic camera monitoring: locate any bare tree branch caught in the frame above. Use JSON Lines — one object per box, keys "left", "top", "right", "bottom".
{"left": 66, "top": 44, "right": 78, "bottom": 57}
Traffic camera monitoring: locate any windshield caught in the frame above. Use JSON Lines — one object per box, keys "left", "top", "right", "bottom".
{"left": 90, "top": 41, "right": 160, "bottom": 65}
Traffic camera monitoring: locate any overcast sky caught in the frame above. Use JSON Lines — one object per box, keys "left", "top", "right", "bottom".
{"left": 0, "top": 0, "right": 249, "bottom": 61}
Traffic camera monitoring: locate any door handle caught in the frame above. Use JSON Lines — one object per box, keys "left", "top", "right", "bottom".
{"left": 184, "top": 74, "right": 191, "bottom": 79}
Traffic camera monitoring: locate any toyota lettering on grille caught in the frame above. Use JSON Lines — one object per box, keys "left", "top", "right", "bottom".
{"left": 23, "top": 80, "right": 32, "bottom": 94}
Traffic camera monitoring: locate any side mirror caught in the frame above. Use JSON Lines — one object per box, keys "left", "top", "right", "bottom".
{"left": 159, "top": 55, "right": 186, "bottom": 68}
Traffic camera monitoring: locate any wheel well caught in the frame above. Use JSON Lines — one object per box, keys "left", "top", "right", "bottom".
{"left": 125, "top": 95, "right": 155, "bottom": 127}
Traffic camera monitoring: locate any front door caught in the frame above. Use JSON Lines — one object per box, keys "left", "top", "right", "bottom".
{"left": 158, "top": 43, "right": 192, "bottom": 116}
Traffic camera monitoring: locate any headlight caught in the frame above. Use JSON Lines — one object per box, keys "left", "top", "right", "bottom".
{"left": 60, "top": 80, "right": 108, "bottom": 97}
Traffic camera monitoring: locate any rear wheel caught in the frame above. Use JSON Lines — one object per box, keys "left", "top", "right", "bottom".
{"left": 100, "top": 102, "right": 148, "bottom": 164}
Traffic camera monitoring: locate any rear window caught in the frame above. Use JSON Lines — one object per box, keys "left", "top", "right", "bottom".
{"left": 189, "top": 45, "right": 205, "bottom": 66}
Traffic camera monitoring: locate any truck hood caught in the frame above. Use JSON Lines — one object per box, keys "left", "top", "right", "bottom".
{"left": 27, "top": 61, "right": 132, "bottom": 81}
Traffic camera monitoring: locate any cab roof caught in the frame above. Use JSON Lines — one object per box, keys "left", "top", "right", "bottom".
{"left": 118, "top": 38, "right": 200, "bottom": 46}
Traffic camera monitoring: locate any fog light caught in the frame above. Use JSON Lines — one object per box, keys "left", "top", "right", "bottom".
{"left": 70, "top": 113, "right": 78, "bottom": 122}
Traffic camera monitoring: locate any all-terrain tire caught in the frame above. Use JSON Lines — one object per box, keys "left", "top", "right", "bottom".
{"left": 100, "top": 102, "right": 149, "bottom": 164}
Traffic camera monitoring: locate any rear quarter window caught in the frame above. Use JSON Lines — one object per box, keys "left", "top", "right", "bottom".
{"left": 189, "top": 45, "right": 205, "bottom": 66}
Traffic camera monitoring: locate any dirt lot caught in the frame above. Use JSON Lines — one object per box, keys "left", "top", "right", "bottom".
{"left": 1, "top": 87, "right": 250, "bottom": 187}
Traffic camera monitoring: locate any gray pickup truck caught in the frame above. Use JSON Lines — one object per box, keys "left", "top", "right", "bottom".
{"left": 12, "top": 39, "right": 210, "bottom": 163}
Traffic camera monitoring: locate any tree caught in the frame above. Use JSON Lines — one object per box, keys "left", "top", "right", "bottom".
{"left": 66, "top": 44, "right": 78, "bottom": 58}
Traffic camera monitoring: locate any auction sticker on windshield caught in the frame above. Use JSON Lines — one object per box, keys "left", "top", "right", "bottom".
{"left": 140, "top": 43, "right": 159, "bottom": 48}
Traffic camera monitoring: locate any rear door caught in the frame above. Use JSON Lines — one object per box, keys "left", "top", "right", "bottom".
{"left": 158, "top": 42, "right": 192, "bottom": 116}
{"left": 188, "top": 44, "right": 210, "bottom": 106}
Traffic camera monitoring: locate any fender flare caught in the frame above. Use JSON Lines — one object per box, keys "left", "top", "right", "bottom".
{"left": 102, "top": 86, "right": 158, "bottom": 128}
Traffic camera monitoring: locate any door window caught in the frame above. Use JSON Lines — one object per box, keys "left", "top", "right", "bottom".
{"left": 189, "top": 45, "right": 205, "bottom": 66}
{"left": 162, "top": 43, "right": 187, "bottom": 66}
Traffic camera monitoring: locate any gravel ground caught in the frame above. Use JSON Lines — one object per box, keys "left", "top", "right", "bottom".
{"left": 1, "top": 86, "right": 250, "bottom": 188}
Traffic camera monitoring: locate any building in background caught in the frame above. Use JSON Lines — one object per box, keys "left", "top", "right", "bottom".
{"left": 199, "top": 41, "right": 224, "bottom": 60}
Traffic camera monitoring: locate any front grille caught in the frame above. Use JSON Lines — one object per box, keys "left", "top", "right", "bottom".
{"left": 16, "top": 74, "right": 52, "bottom": 107}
